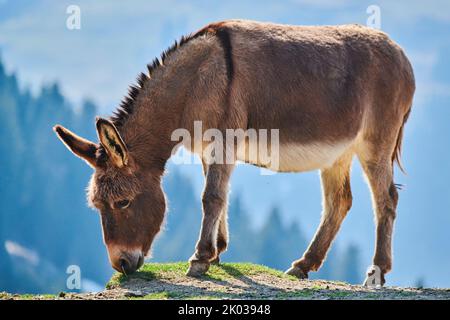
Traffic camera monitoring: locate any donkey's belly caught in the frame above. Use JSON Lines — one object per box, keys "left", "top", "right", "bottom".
{"left": 237, "top": 140, "right": 353, "bottom": 172}
{"left": 277, "top": 141, "right": 353, "bottom": 172}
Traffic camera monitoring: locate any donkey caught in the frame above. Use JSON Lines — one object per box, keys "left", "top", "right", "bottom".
{"left": 54, "top": 20, "right": 414, "bottom": 285}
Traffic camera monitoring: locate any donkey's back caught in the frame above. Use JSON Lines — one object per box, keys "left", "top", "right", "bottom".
{"left": 203, "top": 20, "right": 415, "bottom": 172}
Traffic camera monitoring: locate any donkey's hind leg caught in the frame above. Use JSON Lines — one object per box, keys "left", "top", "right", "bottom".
{"left": 358, "top": 147, "right": 398, "bottom": 286}
{"left": 286, "top": 152, "right": 353, "bottom": 279}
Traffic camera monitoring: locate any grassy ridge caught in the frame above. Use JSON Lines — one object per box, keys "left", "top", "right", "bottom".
{"left": 2, "top": 263, "right": 450, "bottom": 300}
{"left": 107, "top": 262, "right": 302, "bottom": 299}
{"left": 107, "top": 262, "right": 296, "bottom": 288}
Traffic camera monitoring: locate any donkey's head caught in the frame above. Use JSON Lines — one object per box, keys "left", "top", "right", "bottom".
{"left": 54, "top": 118, "right": 165, "bottom": 274}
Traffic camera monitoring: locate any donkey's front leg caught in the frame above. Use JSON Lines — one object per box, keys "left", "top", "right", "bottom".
{"left": 187, "top": 164, "right": 234, "bottom": 277}
{"left": 200, "top": 159, "right": 229, "bottom": 265}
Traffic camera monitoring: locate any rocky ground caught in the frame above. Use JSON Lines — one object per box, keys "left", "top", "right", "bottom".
{"left": 2, "top": 262, "right": 450, "bottom": 300}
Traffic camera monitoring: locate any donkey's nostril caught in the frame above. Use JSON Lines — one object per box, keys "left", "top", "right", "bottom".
{"left": 111, "top": 250, "right": 142, "bottom": 275}
{"left": 117, "top": 253, "right": 142, "bottom": 275}
{"left": 119, "top": 257, "right": 131, "bottom": 275}
{"left": 137, "top": 254, "right": 144, "bottom": 269}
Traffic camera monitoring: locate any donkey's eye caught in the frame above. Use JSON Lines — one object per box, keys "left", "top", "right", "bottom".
{"left": 115, "top": 199, "right": 130, "bottom": 209}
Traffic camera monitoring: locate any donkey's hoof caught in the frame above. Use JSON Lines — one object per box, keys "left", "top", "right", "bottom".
{"left": 211, "top": 256, "right": 220, "bottom": 265}
{"left": 186, "top": 260, "right": 210, "bottom": 277}
{"left": 285, "top": 266, "right": 308, "bottom": 279}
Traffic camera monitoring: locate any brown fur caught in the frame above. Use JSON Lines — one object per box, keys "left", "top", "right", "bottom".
{"left": 54, "top": 20, "right": 415, "bottom": 283}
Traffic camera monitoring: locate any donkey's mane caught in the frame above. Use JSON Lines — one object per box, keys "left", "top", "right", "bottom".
{"left": 110, "top": 31, "right": 207, "bottom": 128}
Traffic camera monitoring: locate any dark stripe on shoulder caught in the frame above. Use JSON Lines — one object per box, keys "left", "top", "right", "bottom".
{"left": 215, "top": 27, "right": 234, "bottom": 81}
{"left": 196, "top": 22, "right": 234, "bottom": 82}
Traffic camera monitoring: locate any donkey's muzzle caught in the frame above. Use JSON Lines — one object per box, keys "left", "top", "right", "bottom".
{"left": 113, "top": 251, "right": 144, "bottom": 275}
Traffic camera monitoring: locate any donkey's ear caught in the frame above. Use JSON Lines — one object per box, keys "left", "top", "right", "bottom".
{"left": 53, "top": 125, "right": 98, "bottom": 168}
{"left": 96, "top": 118, "right": 129, "bottom": 168}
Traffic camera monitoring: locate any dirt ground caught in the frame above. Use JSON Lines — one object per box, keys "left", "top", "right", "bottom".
{"left": 88, "top": 274, "right": 450, "bottom": 300}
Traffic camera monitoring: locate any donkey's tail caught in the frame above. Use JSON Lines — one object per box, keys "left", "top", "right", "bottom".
{"left": 392, "top": 108, "right": 412, "bottom": 174}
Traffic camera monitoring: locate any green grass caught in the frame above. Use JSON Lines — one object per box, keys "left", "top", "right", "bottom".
{"left": 130, "top": 292, "right": 184, "bottom": 300}
{"left": 326, "top": 291, "right": 353, "bottom": 299}
{"left": 395, "top": 291, "right": 417, "bottom": 297}
{"left": 106, "top": 262, "right": 304, "bottom": 300}
{"left": 107, "top": 262, "right": 297, "bottom": 289}
{"left": 275, "top": 289, "right": 317, "bottom": 299}
{"left": 184, "top": 295, "right": 221, "bottom": 300}
{"left": 0, "top": 292, "right": 56, "bottom": 300}
{"left": 129, "top": 292, "right": 228, "bottom": 300}
{"left": 363, "top": 293, "right": 380, "bottom": 299}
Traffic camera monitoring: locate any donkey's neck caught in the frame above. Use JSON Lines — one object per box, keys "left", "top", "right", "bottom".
{"left": 114, "top": 54, "right": 196, "bottom": 173}
{"left": 116, "top": 90, "right": 181, "bottom": 173}
{"left": 110, "top": 32, "right": 215, "bottom": 173}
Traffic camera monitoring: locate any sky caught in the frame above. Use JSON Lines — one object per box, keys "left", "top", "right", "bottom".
{"left": 1, "top": 0, "right": 449, "bottom": 110}
{"left": 1, "top": 0, "right": 450, "bottom": 287}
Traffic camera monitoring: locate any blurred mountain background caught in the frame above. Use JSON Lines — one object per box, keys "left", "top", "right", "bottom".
{"left": 0, "top": 0, "right": 449, "bottom": 292}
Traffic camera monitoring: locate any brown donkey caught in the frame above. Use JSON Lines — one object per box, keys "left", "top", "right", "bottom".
{"left": 54, "top": 20, "right": 414, "bottom": 285}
